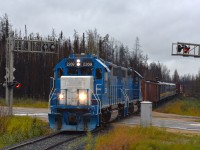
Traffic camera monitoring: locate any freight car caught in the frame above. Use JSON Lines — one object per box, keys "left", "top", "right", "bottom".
{"left": 48, "top": 54, "right": 143, "bottom": 131}
{"left": 142, "top": 80, "right": 178, "bottom": 105}
{"left": 176, "top": 83, "right": 184, "bottom": 94}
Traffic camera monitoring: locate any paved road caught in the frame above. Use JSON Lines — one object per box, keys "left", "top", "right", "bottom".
{"left": 117, "top": 112, "right": 200, "bottom": 132}
{"left": 13, "top": 107, "right": 49, "bottom": 122}
{"left": 6, "top": 107, "right": 200, "bottom": 132}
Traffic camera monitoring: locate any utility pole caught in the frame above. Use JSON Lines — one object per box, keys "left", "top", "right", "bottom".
{"left": 4, "top": 34, "right": 60, "bottom": 115}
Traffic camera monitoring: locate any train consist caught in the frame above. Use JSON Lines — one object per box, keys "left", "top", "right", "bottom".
{"left": 142, "top": 80, "right": 180, "bottom": 106}
{"left": 48, "top": 53, "right": 180, "bottom": 131}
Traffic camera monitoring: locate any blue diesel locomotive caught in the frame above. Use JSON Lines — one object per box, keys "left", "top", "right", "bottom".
{"left": 48, "top": 54, "right": 143, "bottom": 131}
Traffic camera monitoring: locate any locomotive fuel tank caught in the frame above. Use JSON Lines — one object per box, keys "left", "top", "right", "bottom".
{"left": 102, "top": 105, "right": 119, "bottom": 122}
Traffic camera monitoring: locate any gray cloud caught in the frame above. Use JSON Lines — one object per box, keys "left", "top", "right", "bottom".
{"left": 1, "top": 0, "right": 200, "bottom": 75}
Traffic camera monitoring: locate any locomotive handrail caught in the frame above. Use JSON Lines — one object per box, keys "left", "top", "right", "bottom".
{"left": 92, "top": 92, "right": 101, "bottom": 115}
{"left": 96, "top": 84, "right": 102, "bottom": 94}
{"left": 120, "top": 88, "right": 130, "bottom": 108}
{"left": 48, "top": 88, "right": 57, "bottom": 112}
{"left": 49, "top": 77, "right": 55, "bottom": 101}
{"left": 49, "top": 88, "right": 57, "bottom": 103}
{"left": 49, "top": 89, "right": 55, "bottom": 101}
{"left": 125, "top": 89, "right": 140, "bottom": 99}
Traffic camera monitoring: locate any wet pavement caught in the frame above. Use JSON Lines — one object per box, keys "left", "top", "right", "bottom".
{"left": 8, "top": 107, "right": 200, "bottom": 132}
{"left": 117, "top": 112, "right": 200, "bottom": 132}
{"left": 13, "top": 107, "right": 49, "bottom": 122}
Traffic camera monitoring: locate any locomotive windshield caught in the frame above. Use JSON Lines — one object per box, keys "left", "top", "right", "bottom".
{"left": 67, "top": 67, "right": 93, "bottom": 75}
{"left": 68, "top": 68, "right": 78, "bottom": 75}
{"left": 80, "top": 67, "right": 92, "bottom": 75}
{"left": 66, "top": 57, "right": 94, "bottom": 76}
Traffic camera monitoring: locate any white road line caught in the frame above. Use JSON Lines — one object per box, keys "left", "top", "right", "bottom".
{"left": 14, "top": 113, "right": 48, "bottom": 116}
{"left": 189, "top": 124, "right": 200, "bottom": 126}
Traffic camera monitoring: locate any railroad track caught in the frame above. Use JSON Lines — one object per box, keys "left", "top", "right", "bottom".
{"left": 3, "top": 128, "right": 102, "bottom": 150}
{"left": 4, "top": 131, "right": 85, "bottom": 150}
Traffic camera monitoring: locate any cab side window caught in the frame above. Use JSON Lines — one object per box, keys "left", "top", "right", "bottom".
{"left": 96, "top": 68, "right": 102, "bottom": 79}
{"left": 57, "top": 68, "right": 63, "bottom": 78}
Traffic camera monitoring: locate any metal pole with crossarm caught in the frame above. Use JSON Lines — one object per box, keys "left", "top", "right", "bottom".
{"left": 5, "top": 36, "right": 15, "bottom": 115}
{"left": 4, "top": 34, "right": 60, "bottom": 115}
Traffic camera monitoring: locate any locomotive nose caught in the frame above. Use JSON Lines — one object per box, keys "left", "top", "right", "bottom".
{"left": 68, "top": 115, "right": 77, "bottom": 125}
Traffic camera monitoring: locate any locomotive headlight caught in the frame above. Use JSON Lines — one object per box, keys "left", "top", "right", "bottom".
{"left": 77, "top": 62, "right": 81, "bottom": 66}
{"left": 58, "top": 91, "right": 66, "bottom": 104}
{"left": 59, "top": 93, "right": 64, "bottom": 100}
{"left": 76, "top": 59, "right": 81, "bottom": 67}
{"left": 78, "top": 89, "right": 88, "bottom": 105}
{"left": 77, "top": 59, "right": 80, "bottom": 63}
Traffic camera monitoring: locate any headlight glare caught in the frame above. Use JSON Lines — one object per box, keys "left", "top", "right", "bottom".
{"left": 77, "top": 62, "right": 81, "bottom": 66}
{"left": 77, "top": 59, "right": 80, "bottom": 63}
{"left": 78, "top": 90, "right": 88, "bottom": 105}
{"left": 59, "top": 93, "right": 64, "bottom": 99}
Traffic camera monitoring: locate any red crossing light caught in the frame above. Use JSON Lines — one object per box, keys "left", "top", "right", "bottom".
{"left": 183, "top": 45, "right": 190, "bottom": 53}
{"left": 15, "top": 83, "right": 22, "bottom": 89}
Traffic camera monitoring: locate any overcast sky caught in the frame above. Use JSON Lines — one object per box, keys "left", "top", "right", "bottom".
{"left": 1, "top": 0, "right": 200, "bottom": 76}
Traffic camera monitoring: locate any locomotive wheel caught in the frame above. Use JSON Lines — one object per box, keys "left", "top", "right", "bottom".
{"left": 129, "top": 103, "right": 134, "bottom": 114}
{"left": 136, "top": 102, "right": 141, "bottom": 113}
{"left": 100, "top": 114, "right": 107, "bottom": 128}
{"left": 118, "top": 104, "right": 124, "bottom": 119}
{"left": 101, "top": 109, "right": 111, "bottom": 123}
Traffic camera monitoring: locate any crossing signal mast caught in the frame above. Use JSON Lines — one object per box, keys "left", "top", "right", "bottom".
{"left": 172, "top": 42, "right": 200, "bottom": 57}
{"left": 4, "top": 34, "right": 60, "bottom": 115}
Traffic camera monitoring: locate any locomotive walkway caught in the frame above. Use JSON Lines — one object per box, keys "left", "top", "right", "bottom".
{"left": 11, "top": 107, "right": 200, "bottom": 132}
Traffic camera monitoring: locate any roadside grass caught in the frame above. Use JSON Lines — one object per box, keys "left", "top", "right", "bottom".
{"left": 85, "top": 131, "right": 94, "bottom": 150}
{"left": 92, "top": 126, "right": 200, "bottom": 150}
{"left": 0, "top": 98, "right": 48, "bottom": 108}
{"left": 0, "top": 98, "right": 4, "bottom": 105}
{"left": 0, "top": 107, "right": 50, "bottom": 149}
{"left": 155, "top": 96, "right": 200, "bottom": 116}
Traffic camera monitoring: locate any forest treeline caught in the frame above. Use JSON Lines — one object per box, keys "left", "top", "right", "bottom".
{"left": 0, "top": 14, "right": 199, "bottom": 100}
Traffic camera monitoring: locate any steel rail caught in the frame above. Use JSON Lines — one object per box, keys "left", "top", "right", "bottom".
{"left": 4, "top": 131, "right": 62, "bottom": 150}
{"left": 45, "top": 128, "right": 102, "bottom": 150}
{"left": 4, "top": 128, "right": 102, "bottom": 150}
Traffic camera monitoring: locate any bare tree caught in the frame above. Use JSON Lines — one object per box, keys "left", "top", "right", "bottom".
{"left": 172, "top": 69, "right": 179, "bottom": 83}
{"left": 73, "top": 30, "right": 80, "bottom": 54}
{"left": 86, "top": 29, "right": 100, "bottom": 55}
